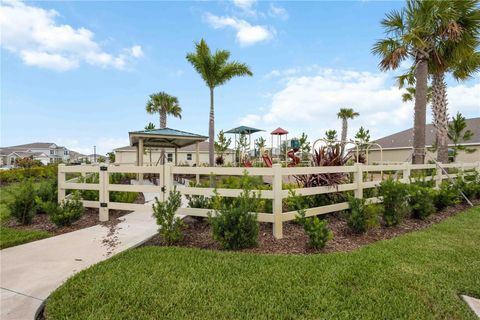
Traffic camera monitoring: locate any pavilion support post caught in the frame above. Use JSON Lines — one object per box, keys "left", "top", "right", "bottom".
{"left": 136, "top": 144, "right": 140, "bottom": 181}
{"left": 195, "top": 141, "right": 200, "bottom": 183}
{"left": 138, "top": 138, "right": 144, "bottom": 184}
{"left": 175, "top": 148, "right": 178, "bottom": 166}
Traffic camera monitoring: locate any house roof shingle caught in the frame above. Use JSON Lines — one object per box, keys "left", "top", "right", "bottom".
{"left": 373, "top": 117, "right": 480, "bottom": 149}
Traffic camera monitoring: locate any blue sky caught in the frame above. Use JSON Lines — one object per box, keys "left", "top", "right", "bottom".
{"left": 1, "top": 0, "right": 479, "bottom": 155}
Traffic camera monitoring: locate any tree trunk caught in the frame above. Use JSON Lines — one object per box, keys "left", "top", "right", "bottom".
{"left": 412, "top": 58, "right": 428, "bottom": 164}
{"left": 160, "top": 109, "right": 167, "bottom": 164}
{"left": 340, "top": 118, "right": 347, "bottom": 154}
{"left": 209, "top": 87, "right": 215, "bottom": 166}
{"left": 431, "top": 72, "right": 449, "bottom": 164}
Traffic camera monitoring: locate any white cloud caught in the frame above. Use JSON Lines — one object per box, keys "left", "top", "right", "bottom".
{"left": 232, "top": 0, "right": 257, "bottom": 16}
{"left": 204, "top": 13, "right": 274, "bottom": 46}
{"left": 0, "top": 0, "right": 143, "bottom": 71}
{"left": 269, "top": 3, "right": 288, "bottom": 20}
{"left": 241, "top": 67, "right": 480, "bottom": 142}
{"left": 97, "top": 137, "right": 129, "bottom": 152}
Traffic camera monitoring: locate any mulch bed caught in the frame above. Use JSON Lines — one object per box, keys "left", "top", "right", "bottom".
{"left": 144, "top": 200, "right": 479, "bottom": 255}
{"left": 4, "top": 193, "right": 145, "bottom": 236}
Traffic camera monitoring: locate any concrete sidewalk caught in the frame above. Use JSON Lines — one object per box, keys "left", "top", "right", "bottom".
{"left": 0, "top": 204, "right": 158, "bottom": 320}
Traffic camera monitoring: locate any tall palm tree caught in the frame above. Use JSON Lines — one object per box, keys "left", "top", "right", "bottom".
{"left": 398, "top": 1, "right": 480, "bottom": 163}
{"left": 145, "top": 92, "right": 182, "bottom": 129}
{"left": 145, "top": 92, "right": 182, "bottom": 164}
{"left": 337, "top": 108, "right": 359, "bottom": 144}
{"left": 186, "top": 39, "right": 253, "bottom": 166}
{"left": 372, "top": 0, "right": 458, "bottom": 164}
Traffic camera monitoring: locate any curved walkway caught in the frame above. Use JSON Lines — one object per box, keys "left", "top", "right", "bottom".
{"left": 1, "top": 200, "right": 158, "bottom": 319}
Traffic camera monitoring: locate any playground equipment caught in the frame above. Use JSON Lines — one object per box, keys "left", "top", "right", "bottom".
{"left": 225, "top": 126, "right": 264, "bottom": 167}
{"left": 287, "top": 138, "right": 301, "bottom": 167}
{"left": 261, "top": 148, "right": 273, "bottom": 167}
{"left": 270, "top": 127, "right": 289, "bottom": 162}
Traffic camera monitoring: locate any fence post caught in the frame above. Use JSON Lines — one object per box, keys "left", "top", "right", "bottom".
{"left": 403, "top": 162, "right": 411, "bottom": 184}
{"left": 272, "top": 164, "right": 283, "bottom": 239}
{"left": 353, "top": 162, "right": 363, "bottom": 199}
{"left": 58, "top": 164, "right": 66, "bottom": 203}
{"left": 99, "top": 165, "right": 109, "bottom": 221}
{"left": 435, "top": 162, "right": 443, "bottom": 189}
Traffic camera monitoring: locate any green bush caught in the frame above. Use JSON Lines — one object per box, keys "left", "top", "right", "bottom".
{"left": 346, "top": 196, "right": 379, "bottom": 233}
{"left": 434, "top": 181, "right": 460, "bottom": 210}
{"left": 454, "top": 172, "right": 480, "bottom": 201}
{"left": 152, "top": 188, "right": 185, "bottom": 245}
{"left": 7, "top": 180, "right": 37, "bottom": 225}
{"left": 0, "top": 165, "right": 57, "bottom": 185}
{"left": 35, "top": 179, "right": 58, "bottom": 213}
{"left": 295, "top": 209, "right": 333, "bottom": 249}
{"left": 378, "top": 178, "right": 410, "bottom": 226}
{"left": 110, "top": 191, "right": 138, "bottom": 203}
{"left": 47, "top": 193, "right": 84, "bottom": 227}
{"left": 209, "top": 181, "right": 260, "bottom": 250}
{"left": 408, "top": 184, "right": 435, "bottom": 220}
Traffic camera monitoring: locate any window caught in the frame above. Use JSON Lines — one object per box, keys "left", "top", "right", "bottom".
{"left": 50, "top": 150, "right": 54, "bottom": 155}
{"left": 167, "top": 153, "right": 173, "bottom": 162}
{"left": 64, "top": 150, "right": 69, "bottom": 155}
{"left": 187, "top": 153, "right": 192, "bottom": 161}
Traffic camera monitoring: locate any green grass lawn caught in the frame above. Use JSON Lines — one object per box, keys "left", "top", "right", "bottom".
{"left": 0, "top": 184, "right": 51, "bottom": 249}
{"left": 45, "top": 206, "right": 480, "bottom": 319}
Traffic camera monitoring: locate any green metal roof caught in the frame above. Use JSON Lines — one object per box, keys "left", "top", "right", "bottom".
{"left": 129, "top": 127, "right": 207, "bottom": 149}
{"left": 225, "top": 126, "right": 264, "bottom": 135}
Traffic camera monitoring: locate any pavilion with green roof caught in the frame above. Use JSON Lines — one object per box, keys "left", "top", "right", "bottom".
{"left": 129, "top": 127, "right": 207, "bottom": 166}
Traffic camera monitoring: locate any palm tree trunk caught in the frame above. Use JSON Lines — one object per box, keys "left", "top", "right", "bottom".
{"left": 340, "top": 118, "right": 347, "bottom": 154}
{"left": 209, "top": 87, "right": 215, "bottom": 166}
{"left": 412, "top": 58, "right": 428, "bottom": 164}
{"left": 160, "top": 109, "right": 167, "bottom": 164}
{"left": 431, "top": 72, "right": 449, "bottom": 164}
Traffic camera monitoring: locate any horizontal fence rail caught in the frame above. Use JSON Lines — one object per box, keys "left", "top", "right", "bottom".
{"left": 58, "top": 161, "right": 480, "bottom": 239}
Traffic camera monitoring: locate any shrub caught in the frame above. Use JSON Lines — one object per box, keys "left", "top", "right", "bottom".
{"left": 47, "top": 193, "right": 84, "bottom": 227}
{"left": 0, "top": 165, "right": 57, "bottom": 185}
{"left": 35, "top": 179, "right": 58, "bottom": 213}
{"left": 7, "top": 180, "right": 37, "bottom": 225}
{"left": 408, "top": 184, "right": 435, "bottom": 220}
{"left": 378, "top": 178, "right": 410, "bottom": 226}
{"left": 152, "top": 187, "right": 185, "bottom": 245}
{"left": 346, "top": 196, "right": 379, "bottom": 233}
{"left": 295, "top": 210, "right": 333, "bottom": 249}
{"left": 434, "top": 181, "right": 460, "bottom": 210}
{"left": 209, "top": 181, "right": 260, "bottom": 250}
{"left": 110, "top": 191, "right": 138, "bottom": 203}
{"left": 290, "top": 190, "right": 333, "bottom": 249}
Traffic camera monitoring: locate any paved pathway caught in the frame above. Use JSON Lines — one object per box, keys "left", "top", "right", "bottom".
{"left": 0, "top": 187, "right": 161, "bottom": 320}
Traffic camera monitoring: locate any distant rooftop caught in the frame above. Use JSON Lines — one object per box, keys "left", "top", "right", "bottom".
{"left": 373, "top": 117, "right": 480, "bottom": 149}
{"left": 129, "top": 127, "right": 207, "bottom": 149}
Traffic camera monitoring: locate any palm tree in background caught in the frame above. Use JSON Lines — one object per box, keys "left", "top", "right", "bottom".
{"left": 372, "top": 0, "right": 462, "bottom": 164}
{"left": 186, "top": 39, "right": 253, "bottom": 166}
{"left": 146, "top": 92, "right": 182, "bottom": 129}
{"left": 145, "top": 92, "right": 182, "bottom": 164}
{"left": 337, "top": 108, "right": 359, "bottom": 145}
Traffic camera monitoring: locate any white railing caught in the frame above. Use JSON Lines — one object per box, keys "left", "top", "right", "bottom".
{"left": 58, "top": 161, "right": 480, "bottom": 239}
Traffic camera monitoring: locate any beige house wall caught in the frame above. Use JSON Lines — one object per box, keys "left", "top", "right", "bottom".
{"left": 115, "top": 149, "right": 235, "bottom": 166}
{"left": 368, "top": 145, "right": 480, "bottom": 164}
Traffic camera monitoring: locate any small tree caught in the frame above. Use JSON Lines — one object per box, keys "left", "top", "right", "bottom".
{"left": 254, "top": 137, "right": 266, "bottom": 157}
{"left": 7, "top": 180, "right": 37, "bottom": 225}
{"left": 152, "top": 188, "right": 185, "bottom": 245}
{"left": 448, "top": 112, "right": 476, "bottom": 162}
{"left": 299, "top": 132, "right": 311, "bottom": 161}
{"left": 106, "top": 152, "right": 115, "bottom": 163}
{"left": 324, "top": 130, "right": 338, "bottom": 147}
{"left": 214, "top": 130, "right": 232, "bottom": 165}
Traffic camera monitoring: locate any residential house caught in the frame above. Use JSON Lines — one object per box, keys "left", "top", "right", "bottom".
{"left": 0, "top": 142, "right": 72, "bottom": 166}
{"left": 368, "top": 117, "right": 480, "bottom": 163}
{"left": 114, "top": 141, "right": 234, "bottom": 166}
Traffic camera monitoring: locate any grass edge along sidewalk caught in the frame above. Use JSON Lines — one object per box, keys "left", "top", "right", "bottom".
{"left": 46, "top": 206, "right": 480, "bottom": 320}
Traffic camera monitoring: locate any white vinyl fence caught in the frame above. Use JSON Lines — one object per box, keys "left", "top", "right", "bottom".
{"left": 58, "top": 161, "right": 480, "bottom": 239}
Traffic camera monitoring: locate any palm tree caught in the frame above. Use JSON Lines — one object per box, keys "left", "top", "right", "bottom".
{"left": 145, "top": 92, "right": 182, "bottom": 129}
{"left": 337, "top": 108, "right": 359, "bottom": 145}
{"left": 372, "top": 0, "right": 459, "bottom": 164}
{"left": 145, "top": 92, "right": 182, "bottom": 164}
{"left": 398, "top": 1, "right": 480, "bottom": 163}
{"left": 186, "top": 39, "right": 253, "bottom": 166}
